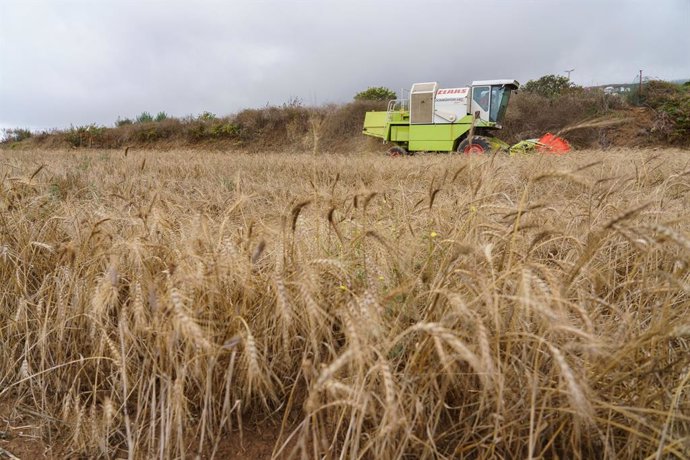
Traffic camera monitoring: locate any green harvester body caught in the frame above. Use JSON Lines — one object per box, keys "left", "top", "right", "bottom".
{"left": 363, "top": 80, "right": 519, "bottom": 153}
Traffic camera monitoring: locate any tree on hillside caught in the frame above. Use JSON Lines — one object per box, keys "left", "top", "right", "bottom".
{"left": 136, "top": 111, "right": 154, "bottom": 123}
{"left": 522, "top": 74, "right": 578, "bottom": 98}
{"left": 354, "top": 86, "right": 397, "bottom": 101}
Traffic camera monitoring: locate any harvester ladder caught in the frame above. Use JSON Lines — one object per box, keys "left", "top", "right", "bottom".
{"left": 384, "top": 99, "right": 408, "bottom": 144}
{"left": 384, "top": 100, "right": 395, "bottom": 144}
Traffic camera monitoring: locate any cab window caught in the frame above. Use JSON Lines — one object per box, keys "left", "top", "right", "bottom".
{"left": 472, "top": 86, "right": 490, "bottom": 111}
{"left": 490, "top": 87, "right": 502, "bottom": 121}
{"left": 488, "top": 86, "right": 511, "bottom": 123}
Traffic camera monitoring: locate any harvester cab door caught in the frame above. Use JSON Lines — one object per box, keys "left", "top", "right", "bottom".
{"left": 470, "top": 86, "right": 491, "bottom": 122}
{"left": 470, "top": 80, "right": 519, "bottom": 125}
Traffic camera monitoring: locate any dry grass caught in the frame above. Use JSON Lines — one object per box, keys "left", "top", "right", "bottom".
{"left": 5, "top": 101, "right": 386, "bottom": 153}
{"left": 1, "top": 147, "right": 689, "bottom": 458}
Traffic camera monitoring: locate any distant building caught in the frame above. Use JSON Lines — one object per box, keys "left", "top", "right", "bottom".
{"left": 604, "top": 86, "right": 631, "bottom": 95}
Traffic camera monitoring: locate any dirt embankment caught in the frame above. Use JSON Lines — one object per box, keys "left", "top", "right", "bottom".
{"left": 604, "top": 107, "right": 657, "bottom": 147}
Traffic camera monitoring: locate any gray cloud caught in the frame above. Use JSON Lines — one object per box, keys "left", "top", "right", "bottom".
{"left": 1, "top": 0, "right": 689, "bottom": 131}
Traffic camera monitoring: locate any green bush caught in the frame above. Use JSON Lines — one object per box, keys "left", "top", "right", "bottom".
{"left": 625, "top": 80, "right": 690, "bottom": 144}
{"left": 2, "top": 128, "right": 32, "bottom": 143}
{"left": 198, "top": 111, "right": 217, "bottom": 122}
{"left": 155, "top": 111, "right": 169, "bottom": 122}
{"left": 660, "top": 95, "right": 690, "bottom": 142}
{"left": 208, "top": 122, "right": 240, "bottom": 138}
{"left": 636, "top": 80, "right": 682, "bottom": 107}
{"left": 115, "top": 117, "right": 133, "bottom": 127}
{"left": 129, "top": 119, "right": 180, "bottom": 144}
{"left": 522, "top": 74, "right": 579, "bottom": 98}
{"left": 136, "top": 112, "right": 154, "bottom": 123}
{"left": 65, "top": 124, "right": 106, "bottom": 148}
{"left": 354, "top": 86, "right": 397, "bottom": 102}
{"left": 136, "top": 128, "right": 160, "bottom": 143}
{"left": 185, "top": 123, "right": 207, "bottom": 142}
{"left": 649, "top": 82, "right": 690, "bottom": 143}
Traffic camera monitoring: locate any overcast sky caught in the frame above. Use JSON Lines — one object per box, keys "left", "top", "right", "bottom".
{"left": 1, "top": 0, "right": 689, "bottom": 132}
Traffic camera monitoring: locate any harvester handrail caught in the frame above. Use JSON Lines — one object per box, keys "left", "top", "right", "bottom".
{"left": 387, "top": 99, "right": 409, "bottom": 113}
{"left": 386, "top": 99, "right": 409, "bottom": 125}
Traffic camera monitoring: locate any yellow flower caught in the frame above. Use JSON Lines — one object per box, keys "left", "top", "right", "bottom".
{"left": 339, "top": 285, "right": 347, "bottom": 291}
{"left": 470, "top": 205, "right": 477, "bottom": 213}
{"left": 430, "top": 231, "right": 438, "bottom": 238}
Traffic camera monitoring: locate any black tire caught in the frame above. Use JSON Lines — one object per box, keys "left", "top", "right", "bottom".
{"left": 456, "top": 136, "right": 492, "bottom": 155}
{"left": 387, "top": 146, "right": 410, "bottom": 157}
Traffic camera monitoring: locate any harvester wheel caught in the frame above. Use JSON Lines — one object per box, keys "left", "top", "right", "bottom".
{"left": 387, "top": 146, "right": 409, "bottom": 157}
{"left": 457, "top": 136, "right": 491, "bottom": 155}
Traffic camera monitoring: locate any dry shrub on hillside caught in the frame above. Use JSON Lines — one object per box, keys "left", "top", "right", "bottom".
{"left": 7, "top": 86, "right": 684, "bottom": 152}
{"left": 230, "top": 100, "right": 385, "bottom": 151}
{"left": 502, "top": 89, "right": 627, "bottom": 147}
{"left": 2, "top": 99, "right": 382, "bottom": 153}
{"left": 641, "top": 80, "right": 690, "bottom": 144}
{"left": 233, "top": 101, "right": 312, "bottom": 150}
{"left": 0, "top": 148, "right": 689, "bottom": 459}
{"left": 320, "top": 100, "right": 386, "bottom": 142}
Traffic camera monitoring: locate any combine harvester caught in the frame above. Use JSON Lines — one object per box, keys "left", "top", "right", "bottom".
{"left": 362, "top": 80, "right": 570, "bottom": 155}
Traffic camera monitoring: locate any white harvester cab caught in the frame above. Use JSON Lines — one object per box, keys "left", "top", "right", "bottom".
{"left": 409, "top": 79, "right": 519, "bottom": 126}
{"left": 469, "top": 80, "right": 519, "bottom": 125}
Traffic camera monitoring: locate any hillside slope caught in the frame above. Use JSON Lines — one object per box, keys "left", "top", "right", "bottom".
{"left": 3, "top": 82, "right": 689, "bottom": 152}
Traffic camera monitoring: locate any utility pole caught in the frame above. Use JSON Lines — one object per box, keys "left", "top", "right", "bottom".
{"left": 565, "top": 68, "right": 575, "bottom": 81}
{"left": 639, "top": 69, "right": 643, "bottom": 104}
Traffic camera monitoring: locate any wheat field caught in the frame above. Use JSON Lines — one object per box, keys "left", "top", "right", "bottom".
{"left": 1, "top": 147, "right": 689, "bottom": 459}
